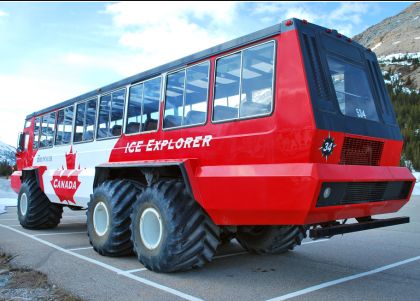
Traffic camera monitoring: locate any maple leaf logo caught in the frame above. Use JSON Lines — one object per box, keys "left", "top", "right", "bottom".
{"left": 51, "top": 146, "right": 82, "bottom": 205}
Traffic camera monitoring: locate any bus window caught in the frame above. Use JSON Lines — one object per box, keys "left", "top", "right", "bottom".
{"left": 55, "top": 106, "right": 74, "bottom": 145}
{"left": 164, "top": 62, "right": 209, "bottom": 129}
{"left": 32, "top": 117, "right": 41, "bottom": 149}
{"left": 213, "top": 41, "right": 275, "bottom": 122}
{"left": 40, "top": 112, "right": 56, "bottom": 148}
{"left": 126, "top": 84, "right": 144, "bottom": 134}
{"left": 74, "top": 102, "right": 85, "bottom": 143}
{"left": 213, "top": 53, "right": 241, "bottom": 121}
{"left": 85, "top": 99, "right": 97, "bottom": 141}
{"left": 164, "top": 70, "right": 185, "bottom": 129}
{"left": 184, "top": 62, "right": 209, "bottom": 125}
{"left": 240, "top": 41, "right": 275, "bottom": 118}
{"left": 75, "top": 98, "right": 97, "bottom": 142}
{"left": 142, "top": 77, "right": 161, "bottom": 132}
{"left": 97, "top": 89, "right": 125, "bottom": 139}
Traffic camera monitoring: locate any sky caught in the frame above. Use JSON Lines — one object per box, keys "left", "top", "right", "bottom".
{"left": 0, "top": 1, "right": 413, "bottom": 146}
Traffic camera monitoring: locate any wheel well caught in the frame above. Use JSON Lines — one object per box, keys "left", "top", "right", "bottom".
{"left": 94, "top": 164, "right": 192, "bottom": 194}
{"left": 21, "top": 169, "right": 39, "bottom": 186}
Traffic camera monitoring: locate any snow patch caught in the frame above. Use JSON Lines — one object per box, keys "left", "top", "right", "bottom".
{"left": 0, "top": 198, "right": 17, "bottom": 214}
{"left": 392, "top": 41, "right": 401, "bottom": 45}
{"left": 413, "top": 172, "right": 420, "bottom": 196}
{"left": 415, "top": 37, "right": 420, "bottom": 40}
{"left": 414, "top": 16, "right": 419, "bottom": 20}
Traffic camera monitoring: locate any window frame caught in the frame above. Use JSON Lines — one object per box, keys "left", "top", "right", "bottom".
{"left": 39, "top": 111, "right": 57, "bottom": 149}
{"left": 162, "top": 60, "right": 210, "bottom": 131}
{"left": 96, "top": 87, "right": 127, "bottom": 141}
{"left": 73, "top": 97, "right": 98, "bottom": 145}
{"left": 124, "top": 75, "right": 163, "bottom": 136}
{"left": 211, "top": 39, "right": 277, "bottom": 124}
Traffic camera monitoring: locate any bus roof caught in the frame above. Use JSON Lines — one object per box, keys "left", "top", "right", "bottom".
{"left": 26, "top": 18, "right": 364, "bottom": 119}
{"left": 26, "top": 20, "right": 298, "bottom": 119}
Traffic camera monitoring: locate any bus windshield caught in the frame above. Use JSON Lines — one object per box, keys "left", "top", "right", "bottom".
{"left": 327, "top": 56, "right": 379, "bottom": 122}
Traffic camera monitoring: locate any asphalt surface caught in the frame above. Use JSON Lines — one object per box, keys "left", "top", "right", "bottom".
{"left": 0, "top": 178, "right": 419, "bottom": 301}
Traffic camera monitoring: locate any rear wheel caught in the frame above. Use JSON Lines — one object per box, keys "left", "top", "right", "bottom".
{"left": 17, "top": 179, "right": 63, "bottom": 229}
{"left": 130, "top": 179, "right": 220, "bottom": 272}
{"left": 87, "top": 180, "right": 143, "bottom": 256}
{"left": 236, "top": 225, "right": 307, "bottom": 254}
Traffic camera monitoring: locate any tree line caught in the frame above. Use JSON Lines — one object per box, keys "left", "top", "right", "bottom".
{"left": 388, "top": 85, "right": 420, "bottom": 171}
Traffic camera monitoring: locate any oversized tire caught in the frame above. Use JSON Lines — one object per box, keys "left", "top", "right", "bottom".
{"left": 17, "top": 179, "right": 63, "bottom": 229}
{"left": 87, "top": 180, "right": 143, "bottom": 257}
{"left": 130, "top": 179, "right": 220, "bottom": 272}
{"left": 236, "top": 225, "right": 307, "bottom": 254}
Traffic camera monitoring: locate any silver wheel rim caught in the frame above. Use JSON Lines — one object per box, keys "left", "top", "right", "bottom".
{"left": 140, "top": 208, "right": 163, "bottom": 250}
{"left": 20, "top": 193, "right": 28, "bottom": 216}
{"left": 93, "top": 202, "right": 109, "bottom": 236}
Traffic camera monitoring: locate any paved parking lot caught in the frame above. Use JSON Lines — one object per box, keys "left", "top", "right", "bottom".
{"left": 1, "top": 192, "right": 419, "bottom": 301}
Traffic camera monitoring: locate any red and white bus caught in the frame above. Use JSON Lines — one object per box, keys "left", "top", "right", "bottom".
{"left": 11, "top": 19, "right": 415, "bottom": 272}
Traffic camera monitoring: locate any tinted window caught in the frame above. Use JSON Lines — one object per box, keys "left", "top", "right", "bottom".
{"left": 184, "top": 63, "right": 209, "bottom": 125}
{"left": 164, "top": 71, "right": 185, "bottom": 128}
{"left": 213, "top": 41, "right": 275, "bottom": 121}
{"left": 40, "top": 112, "right": 56, "bottom": 148}
{"left": 126, "top": 84, "right": 143, "bottom": 134}
{"left": 55, "top": 106, "right": 74, "bottom": 145}
{"left": 164, "top": 62, "right": 209, "bottom": 129}
{"left": 142, "top": 77, "right": 161, "bottom": 131}
{"left": 74, "top": 103, "right": 85, "bottom": 143}
{"left": 97, "top": 89, "right": 126, "bottom": 139}
{"left": 33, "top": 117, "right": 40, "bottom": 149}
{"left": 74, "top": 98, "right": 97, "bottom": 143}
{"left": 327, "top": 56, "right": 379, "bottom": 121}
{"left": 213, "top": 53, "right": 241, "bottom": 121}
{"left": 240, "top": 42, "right": 274, "bottom": 117}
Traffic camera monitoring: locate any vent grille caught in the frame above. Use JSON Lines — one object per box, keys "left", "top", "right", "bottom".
{"left": 343, "top": 182, "right": 387, "bottom": 203}
{"left": 302, "top": 33, "right": 328, "bottom": 99}
{"left": 339, "top": 137, "right": 384, "bottom": 166}
{"left": 317, "top": 181, "right": 413, "bottom": 207}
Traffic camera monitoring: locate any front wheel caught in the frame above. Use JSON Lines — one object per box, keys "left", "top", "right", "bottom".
{"left": 17, "top": 179, "right": 63, "bottom": 229}
{"left": 236, "top": 225, "right": 307, "bottom": 254}
{"left": 130, "top": 179, "right": 220, "bottom": 272}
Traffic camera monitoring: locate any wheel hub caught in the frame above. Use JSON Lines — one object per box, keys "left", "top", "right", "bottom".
{"left": 93, "top": 202, "right": 110, "bottom": 236}
{"left": 20, "top": 193, "right": 28, "bottom": 216}
{"left": 140, "top": 208, "right": 163, "bottom": 250}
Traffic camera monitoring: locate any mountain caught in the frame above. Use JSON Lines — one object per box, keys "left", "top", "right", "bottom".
{"left": 353, "top": 3, "right": 420, "bottom": 90}
{"left": 0, "top": 141, "right": 16, "bottom": 166}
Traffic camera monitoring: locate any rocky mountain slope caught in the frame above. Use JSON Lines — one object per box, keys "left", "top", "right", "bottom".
{"left": 353, "top": 3, "right": 420, "bottom": 90}
{"left": 0, "top": 141, "right": 16, "bottom": 166}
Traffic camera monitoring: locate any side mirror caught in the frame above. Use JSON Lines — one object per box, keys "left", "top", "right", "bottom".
{"left": 16, "top": 132, "right": 25, "bottom": 154}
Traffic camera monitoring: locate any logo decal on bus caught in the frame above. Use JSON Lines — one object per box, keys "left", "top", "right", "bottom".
{"left": 319, "top": 133, "right": 336, "bottom": 161}
{"left": 50, "top": 147, "right": 82, "bottom": 204}
{"left": 124, "top": 135, "right": 212, "bottom": 154}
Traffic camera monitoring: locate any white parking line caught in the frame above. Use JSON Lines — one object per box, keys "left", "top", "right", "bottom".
{"left": 0, "top": 224, "right": 203, "bottom": 301}
{"left": 302, "top": 239, "right": 330, "bottom": 245}
{"left": 118, "top": 268, "right": 148, "bottom": 274}
{"left": 34, "top": 231, "right": 87, "bottom": 236}
{"left": 67, "top": 246, "right": 93, "bottom": 251}
{"left": 7, "top": 222, "right": 86, "bottom": 227}
{"left": 266, "top": 255, "right": 420, "bottom": 301}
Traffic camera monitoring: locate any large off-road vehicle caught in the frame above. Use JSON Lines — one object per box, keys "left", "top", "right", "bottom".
{"left": 11, "top": 19, "right": 415, "bottom": 272}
